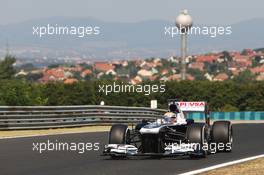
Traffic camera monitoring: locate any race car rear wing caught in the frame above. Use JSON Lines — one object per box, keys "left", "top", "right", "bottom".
{"left": 176, "top": 101, "right": 207, "bottom": 112}
{"left": 167, "top": 99, "right": 210, "bottom": 125}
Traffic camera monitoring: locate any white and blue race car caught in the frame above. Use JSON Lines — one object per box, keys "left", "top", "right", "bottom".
{"left": 103, "top": 100, "right": 233, "bottom": 158}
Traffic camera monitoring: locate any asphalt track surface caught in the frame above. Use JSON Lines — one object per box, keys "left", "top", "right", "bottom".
{"left": 1, "top": 124, "right": 264, "bottom": 175}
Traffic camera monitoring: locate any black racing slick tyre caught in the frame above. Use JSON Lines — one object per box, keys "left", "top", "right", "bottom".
{"left": 109, "top": 124, "right": 130, "bottom": 144}
{"left": 212, "top": 121, "right": 233, "bottom": 152}
{"left": 187, "top": 123, "right": 209, "bottom": 158}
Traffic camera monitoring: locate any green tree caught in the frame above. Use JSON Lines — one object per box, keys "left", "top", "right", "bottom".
{"left": 0, "top": 54, "right": 16, "bottom": 79}
{"left": 187, "top": 68, "right": 206, "bottom": 80}
{"left": 233, "top": 70, "right": 256, "bottom": 83}
{"left": 222, "top": 51, "right": 232, "bottom": 62}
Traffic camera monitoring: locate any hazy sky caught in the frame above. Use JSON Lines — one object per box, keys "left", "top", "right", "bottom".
{"left": 1, "top": 0, "right": 263, "bottom": 25}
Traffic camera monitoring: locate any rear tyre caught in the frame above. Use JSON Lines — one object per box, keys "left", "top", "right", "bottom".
{"left": 187, "top": 123, "right": 209, "bottom": 158}
{"left": 212, "top": 121, "right": 233, "bottom": 152}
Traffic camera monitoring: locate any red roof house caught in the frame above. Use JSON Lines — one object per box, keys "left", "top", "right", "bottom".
{"left": 196, "top": 55, "right": 218, "bottom": 63}
{"left": 94, "top": 62, "right": 115, "bottom": 72}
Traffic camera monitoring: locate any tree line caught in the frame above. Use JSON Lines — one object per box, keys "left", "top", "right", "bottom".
{"left": 0, "top": 55, "right": 263, "bottom": 111}
{"left": 0, "top": 79, "right": 263, "bottom": 111}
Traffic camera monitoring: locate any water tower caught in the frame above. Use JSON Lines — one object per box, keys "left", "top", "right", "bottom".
{"left": 176, "top": 9, "right": 193, "bottom": 80}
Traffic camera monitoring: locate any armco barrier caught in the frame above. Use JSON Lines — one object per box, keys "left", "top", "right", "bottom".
{"left": 0, "top": 105, "right": 166, "bottom": 130}
{"left": 0, "top": 105, "right": 263, "bottom": 130}
{"left": 186, "top": 112, "right": 264, "bottom": 120}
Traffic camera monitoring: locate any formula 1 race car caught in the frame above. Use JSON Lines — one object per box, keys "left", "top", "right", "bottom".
{"left": 103, "top": 100, "right": 233, "bottom": 158}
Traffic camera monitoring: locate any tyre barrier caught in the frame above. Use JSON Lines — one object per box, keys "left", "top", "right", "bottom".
{"left": 186, "top": 112, "right": 264, "bottom": 120}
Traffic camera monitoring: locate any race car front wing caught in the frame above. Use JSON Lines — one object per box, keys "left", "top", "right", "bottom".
{"left": 102, "top": 143, "right": 205, "bottom": 157}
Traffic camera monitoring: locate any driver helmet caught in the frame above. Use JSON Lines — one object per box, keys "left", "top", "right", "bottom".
{"left": 164, "top": 113, "right": 177, "bottom": 123}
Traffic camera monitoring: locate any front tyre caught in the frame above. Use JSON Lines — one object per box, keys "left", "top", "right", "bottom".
{"left": 108, "top": 124, "right": 130, "bottom": 159}
{"left": 109, "top": 124, "right": 130, "bottom": 144}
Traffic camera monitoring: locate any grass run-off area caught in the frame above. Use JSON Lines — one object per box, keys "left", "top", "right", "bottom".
{"left": 0, "top": 125, "right": 112, "bottom": 138}
{"left": 201, "top": 158, "right": 264, "bottom": 175}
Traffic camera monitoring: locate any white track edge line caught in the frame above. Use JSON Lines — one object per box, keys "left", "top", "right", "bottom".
{"left": 179, "top": 154, "right": 264, "bottom": 175}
